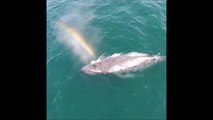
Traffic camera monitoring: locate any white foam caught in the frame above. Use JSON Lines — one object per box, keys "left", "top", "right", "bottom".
{"left": 109, "top": 65, "right": 126, "bottom": 72}
{"left": 90, "top": 60, "right": 96, "bottom": 64}
{"left": 97, "top": 53, "right": 106, "bottom": 60}
{"left": 91, "top": 69, "right": 101, "bottom": 73}
{"left": 110, "top": 53, "right": 122, "bottom": 57}
{"left": 127, "top": 52, "right": 148, "bottom": 57}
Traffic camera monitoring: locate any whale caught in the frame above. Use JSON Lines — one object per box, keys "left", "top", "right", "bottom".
{"left": 80, "top": 52, "right": 166, "bottom": 75}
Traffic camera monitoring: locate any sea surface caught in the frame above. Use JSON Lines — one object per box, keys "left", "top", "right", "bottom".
{"left": 47, "top": 0, "right": 166, "bottom": 119}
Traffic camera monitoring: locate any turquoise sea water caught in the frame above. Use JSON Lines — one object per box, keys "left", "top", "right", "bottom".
{"left": 47, "top": 0, "right": 166, "bottom": 119}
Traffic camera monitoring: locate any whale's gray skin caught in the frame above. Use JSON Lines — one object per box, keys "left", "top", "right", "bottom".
{"left": 81, "top": 52, "right": 166, "bottom": 75}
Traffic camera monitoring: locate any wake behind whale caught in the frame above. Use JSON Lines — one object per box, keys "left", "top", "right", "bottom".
{"left": 81, "top": 52, "right": 166, "bottom": 75}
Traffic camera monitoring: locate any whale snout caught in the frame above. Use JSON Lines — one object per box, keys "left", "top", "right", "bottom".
{"left": 80, "top": 65, "right": 96, "bottom": 75}
{"left": 80, "top": 66, "right": 88, "bottom": 73}
{"left": 80, "top": 67, "right": 85, "bottom": 72}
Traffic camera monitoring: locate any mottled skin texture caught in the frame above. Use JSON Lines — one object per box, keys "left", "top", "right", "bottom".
{"left": 93, "top": 55, "right": 137, "bottom": 73}
{"left": 81, "top": 53, "right": 165, "bottom": 75}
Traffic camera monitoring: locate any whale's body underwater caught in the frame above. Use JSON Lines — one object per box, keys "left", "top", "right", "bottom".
{"left": 80, "top": 52, "right": 166, "bottom": 75}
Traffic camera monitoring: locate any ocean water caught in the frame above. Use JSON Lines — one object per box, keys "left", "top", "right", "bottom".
{"left": 47, "top": 0, "right": 166, "bottom": 119}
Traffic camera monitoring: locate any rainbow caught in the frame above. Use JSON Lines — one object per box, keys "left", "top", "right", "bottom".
{"left": 57, "top": 21, "right": 96, "bottom": 58}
